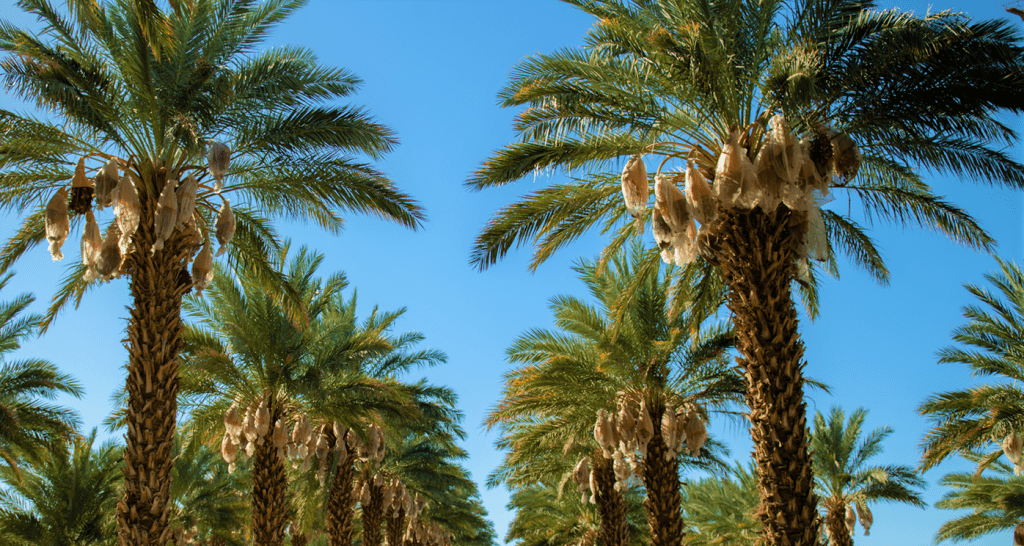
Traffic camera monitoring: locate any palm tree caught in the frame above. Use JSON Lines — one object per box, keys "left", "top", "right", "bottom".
{"left": 920, "top": 259, "right": 1024, "bottom": 473}
{"left": 487, "top": 245, "right": 742, "bottom": 546}
{"left": 0, "top": 272, "right": 82, "bottom": 468}
{"left": 169, "top": 435, "right": 249, "bottom": 546}
{"left": 468, "top": 2, "right": 1024, "bottom": 543}
{"left": 181, "top": 246, "right": 437, "bottom": 546}
{"left": 505, "top": 481, "right": 648, "bottom": 546}
{"left": 934, "top": 451, "right": 1024, "bottom": 543}
{"left": 0, "top": 429, "right": 122, "bottom": 546}
{"left": 0, "top": 1, "right": 424, "bottom": 544}
{"left": 810, "top": 407, "right": 924, "bottom": 546}
{"left": 679, "top": 462, "right": 761, "bottom": 546}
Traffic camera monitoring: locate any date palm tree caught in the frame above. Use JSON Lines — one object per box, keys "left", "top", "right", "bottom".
{"left": 468, "top": 1, "right": 1024, "bottom": 544}
{"left": 181, "top": 246, "right": 438, "bottom": 546}
{"left": 0, "top": 429, "right": 122, "bottom": 546}
{"left": 809, "top": 407, "right": 924, "bottom": 546}
{"left": 0, "top": 1, "right": 423, "bottom": 544}
{"left": 505, "top": 480, "right": 648, "bottom": 546}
{"left": 487, "top": 245, "right": 742, "bottom": 546}
{"left": 920, "top": 259, "right": 1024, "bottom": 473}
{"left": 169, "top": 435, "right": 249, "bottom": 546}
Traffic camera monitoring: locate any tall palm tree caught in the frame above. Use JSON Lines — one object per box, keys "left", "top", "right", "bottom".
{"left": 0, "top": 429, "right": 122, "bottom": 546}
{"left": 468, "top": 2, "right": 1024, "bottom": 543}
{"left": 809, "top": 407, "right": 924, "bottom": 546}
{"left": 0, "top": 272, "right": 82, "bottom": 468}
{"left": 934, "top": 451, "right": 1024, "bottom": 544}
{"left": 0, "top": 2, "right": 423, "bottom": 544}
{"left": 181, "top": 246, "right": 435, "bottom": 546}
{"left": 920, "top": 259, "right": 1024, "bottom": 473}
{"left": 487, "top": 245, "right": 742, "bottom": 546}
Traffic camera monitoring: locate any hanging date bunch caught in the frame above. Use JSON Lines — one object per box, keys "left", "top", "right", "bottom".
{"left": 403, "top": 499, "right": 450, "bottom": 546}
{"left": 41, "top": 140, "right": 238, "bottom": 288}
{"left": 626, "top": 114, "right": 858, "bottom": 272}
{"left": 596, "top": 396, "right": 707, "bottom": 487}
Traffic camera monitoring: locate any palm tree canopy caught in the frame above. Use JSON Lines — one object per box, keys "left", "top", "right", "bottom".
{"left": 679, "top": 461, "right": 761, "bottom": 546}
{"left": 467, "top": 0, "right": 1024, "bottom": 312}
{"left": 486, "top": 244, "right": 741, "bottom": 488}
{"left": 934, "top": 451, "right": 1024, "bottom": 543}
{"left": 181, "top": 243, "right": 439, "bottom": 438}
{"left": 0, "top": 272, "right": 81, "bottom": 468}
{"left": 0, "top": 0, "right": 425, "bottom": 326}
{"left": 0, "top": 429, "right": 122, "bottom": 546}
{"left": 920, "top": 259, "right": 1024, "bottom": 472}
{"left": 810, "top": 406, "right": 925, "bottom": 509}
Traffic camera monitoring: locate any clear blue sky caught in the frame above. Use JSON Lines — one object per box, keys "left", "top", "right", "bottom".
{"left": 0, "top": 0, "right": 1021, "bottom": 544}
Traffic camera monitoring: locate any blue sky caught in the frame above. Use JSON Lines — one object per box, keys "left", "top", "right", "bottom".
{"left": 0, "top": 0, "right": 1021, "bottom": 544}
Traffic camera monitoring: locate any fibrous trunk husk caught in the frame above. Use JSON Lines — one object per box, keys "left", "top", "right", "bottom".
{"left": 386, "top": 505, "right": 406, "bottom": 546}
{"left": 1015, "top": 523, "right": 1024, "bottom": 546}
{"left": 638, "top": 400, "right": 683, "bottom": 546}
{"left": 715, "top": 206, "right": 820, "bottom": 546}
{"left": 252, "top": 402, "right": 289, "bottom": 546}
{"left": 593, "top": 455, "right": 630, "bottom": 546}
{"left": 326, "top": 448, "right": 357, "bottom": 546}
{"left": 362, "top": 478, "right": 385, "bottom": 546}
{"left": 824, "top": 503, "right": 853, "bottom": 546}
{"left": 117, "top": 187, "right": 196, "bottom": 546}
{"left": 290, "top": 532, "right": 308, "bottom": 546}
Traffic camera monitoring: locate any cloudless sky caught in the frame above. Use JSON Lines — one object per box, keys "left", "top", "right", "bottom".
{"left": 0, "top": 0, "right": 1022, "bottom": 544}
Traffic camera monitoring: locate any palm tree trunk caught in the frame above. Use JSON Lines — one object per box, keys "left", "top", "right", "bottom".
{"left": 638, "top": 400, "right": 683, "bottom": 546}
{"left": 290, "top": 531, "right": 308, "bottom": 546}
{"left": 824, "top": 504, "right": 852, "bottom": 546}
{"left": 593, "top": 455, "right": 630, "bottom": 546}
{"left": 385, "top": 506, "right": 406, "bottom": 546}
{"left": 117, "top": 186, "right": 197, "bottom": 546}
{"left": 716, "top": 207, "right": 820, "bottom": 546}
{"left": 362, "top": 480, "right": 385, "bottom": 546}
{"left": 326, "top": 452, "right": 357, "bottom": 546}
{"left": 252, "top": 405, "right": 289, "bottom": 546}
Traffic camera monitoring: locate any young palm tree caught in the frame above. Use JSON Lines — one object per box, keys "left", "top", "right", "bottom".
{"left": 679, "top": 462, "right": 761, "bottom": 546}
{"left": 0, "top": 273, "right": 82, "bottom": 468}
{"left": 0, "top": 2, "right": 423, "bottom": 544}
{"left": 487, "top": 245, "right": 742, "bottom": 546}
{"left": 505, "top": 480, "right": 648, "bottom": 546}
{"left": 810, "top": 407, "right": 924, "bottom": 546}
{"left": 920, "top": 259, "right": 1024, "bottom": 473}
{"left": 469, "top": 2, "right": 1023, "bottom": 544}
{"left": 181, "top": 246, "right": 437, "bottom": 546}
{"left": 934, "top": 451, "right": 1024, "bottom": 543}
{"left": 169, "top": 435, "right": 249, "bottom": 546}
{"left": 0, "top": 429, "right": 122, "bottom": 546}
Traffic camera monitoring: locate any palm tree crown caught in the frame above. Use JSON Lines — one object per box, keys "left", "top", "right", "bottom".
{"left": 810, "top": 407, "right": 924, "bottom": 545}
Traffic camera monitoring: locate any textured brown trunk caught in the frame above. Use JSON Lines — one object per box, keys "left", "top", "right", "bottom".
{"left": 823, "top": 504, "right": 852, "bottom": 546}
{"left": 117, "top": 172, "right": 198, "bottom": 546}
{"left": 385, "top": 506, "right": 406, "bottom": 546}
{"left": 1015, "top": 523, "right": 1024, "bottom": 546}
{"left": 593, "top": 456, "right": 630, "bottom": 546}
{"left": 716, "top": 207, "right": 820, "bottom": 546}
{"left": 326, "top": 452, "right": 357, "bottom": 546}
{"left": 291, "top": 531, "right": 308, "bottom": 546}
{"left": 638, "top": 400, "right": 683, "bottom": 546}
{"left": 362, "top": 480, "right": 385, "bottom": 546}
{"left": 210, "top": 537, "right": 226, "bottom": 546}
{"left": 252, "top": 404, "right": 289, "bottom": 546}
